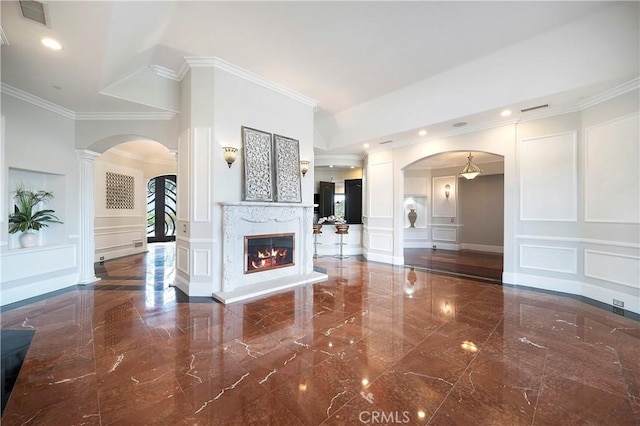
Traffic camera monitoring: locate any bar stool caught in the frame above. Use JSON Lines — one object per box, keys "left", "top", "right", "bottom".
{"left": 313, "top": 224, "right": 323, "bottom": 258}
{"left": 334, "top": 224, "right": 349, "bottom": 259}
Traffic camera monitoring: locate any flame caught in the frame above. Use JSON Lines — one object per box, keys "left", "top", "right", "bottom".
{"left": 249, "top": 247, "right": 290, "bottom": 271}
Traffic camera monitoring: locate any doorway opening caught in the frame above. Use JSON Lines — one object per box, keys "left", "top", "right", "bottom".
{"left": 147, "top": 174, "right": 177, "bottom": 243}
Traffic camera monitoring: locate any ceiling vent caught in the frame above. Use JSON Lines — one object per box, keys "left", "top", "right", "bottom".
{"left": 520, "top": 104, "right": 549, "bottom": 113}
{"left": 379, "top": 140, "right": 393, "bottom": 145}
{"left": 19, "top": 1, "right": 47, "bottom": 26}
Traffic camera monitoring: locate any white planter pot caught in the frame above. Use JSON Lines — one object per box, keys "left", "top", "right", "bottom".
{"left": 19, "top": 230, "right": 38, "bottom": 248}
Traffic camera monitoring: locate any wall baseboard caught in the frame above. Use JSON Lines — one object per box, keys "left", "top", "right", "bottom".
{"left": 503, "top": 272, "right": 640, "bottom": 314}
{"left": 1, "top": 272, "right": 79, "bottom": 306}
{"left": 95, "top": 246, "right": 147, "bottom": 262}
{"left": 459, "top": 243, "right": 504, "bottom": 253}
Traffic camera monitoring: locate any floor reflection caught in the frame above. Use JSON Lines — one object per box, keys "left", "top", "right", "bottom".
{"left": 0, "top": 247, "right": 638, "bottom": 425}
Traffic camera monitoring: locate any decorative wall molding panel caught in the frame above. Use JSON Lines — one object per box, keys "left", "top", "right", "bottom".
{"left": 432, "top": 227, "right": 456, "bottom": 242}
{"left": 584, "top": 250, "right": 640, "bottom": 289}
{"left": 520, "top": 131, "right": 577, "bottom": 221}
{"left": 176, "top": 245, "right": 189, "bottom": 275}
{"left": 516, "top": 234, "right": 640, "bottom": 249}
{"left": 369, "top": 232, "right": 393, "bottom": 252}
{"left": 519, "top": 244, "right": 578, "bottom": 274}
{"left": 368, "top": 162, "right": 393, "bottom": 218}
{"left": 585, "top": 112, "right": 640, "bottom": 223}
{"left": 177, "top": 129, "right": 190, "bottom": 222}
{"left": 192, "top": 249, "right": 211, "bottom": 277}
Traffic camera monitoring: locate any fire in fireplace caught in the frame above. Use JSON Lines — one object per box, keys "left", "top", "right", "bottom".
{"left": 245, "top": 233, "right": 295, "bottom": 274}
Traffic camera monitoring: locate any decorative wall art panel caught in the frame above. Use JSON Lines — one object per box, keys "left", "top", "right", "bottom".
{"left": 242, "top": 126, "right": 274, "bottom": 202}
{"left": 106, "top": 171, "right": 135, "bottom": 209}
{"left": 273, "top": 134, "right": 302, "bottom": 203}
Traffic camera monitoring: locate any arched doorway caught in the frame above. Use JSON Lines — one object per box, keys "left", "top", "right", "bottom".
{"left": 402, "top": 151, "right": 505, "bottom": 280}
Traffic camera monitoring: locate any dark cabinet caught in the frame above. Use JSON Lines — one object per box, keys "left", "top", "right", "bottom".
{"left": 345, "top": 179, "right": 362, "bottom": 224}
{"left": 318, "top": 181, "right": 335, "bottom": 218}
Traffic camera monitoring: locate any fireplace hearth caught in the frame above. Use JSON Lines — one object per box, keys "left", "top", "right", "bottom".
{"left": 245, "top": 233, "right": 294, "bottom": 274}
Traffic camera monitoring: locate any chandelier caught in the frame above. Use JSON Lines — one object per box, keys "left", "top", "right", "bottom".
{"left": 459, "top": 152, "right": 483, "bottom": 180}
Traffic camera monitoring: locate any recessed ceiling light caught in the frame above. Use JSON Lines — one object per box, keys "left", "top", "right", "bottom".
{"left": 452, "top": 121, "right": 467, "bottom": 127}
{"left": 350, "top": 166, "right": 355, "bottom": 169}
{"left": 329, "top": 165, "right": 334, "bottom": 168}
{"left": 418, "top": 129, "right": 427, "bottom": 136}
{"left": 500, "top": 109, "right": 512, "bottom": 117}
{"left": 51, "top": 85, "right": 61, "bottom": 90}
{"left": 41, "top": 38, "right": 62, "bottom": 50}
{"left": 363, "top": 143, "right": 370, "bottom": 149}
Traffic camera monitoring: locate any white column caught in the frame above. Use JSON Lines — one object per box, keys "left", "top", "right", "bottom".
{"left": 76, "top": 150, "right": 100, "bottom": 284}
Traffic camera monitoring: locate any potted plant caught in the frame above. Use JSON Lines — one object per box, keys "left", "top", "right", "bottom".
{"left": 8, "top": 184, "right": 62, "bottom": 248}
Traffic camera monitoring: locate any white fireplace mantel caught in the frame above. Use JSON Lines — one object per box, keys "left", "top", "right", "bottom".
{"left": 214, "top": 202, "right": 327, "bottom": 303}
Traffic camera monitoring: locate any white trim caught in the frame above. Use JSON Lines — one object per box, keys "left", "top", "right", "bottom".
{"left": 515, "top": 235, "right": 640, "bottom": 249}
{"left": 431, "top": 242, "right": 460, "bottom": 251}
{"left": 1, "top": 83, "right": 75, "bottom": 119}
{"left": 175, "top": 236, "right": 214, "bottom": 244}
{"left": 432, "top": 227, "right": 456, "bottom": 242}
{"left": 149, "top": 65, "right": 182, "bottom": 82}
{"left": 459, "top": 243, "right": 503, "bottom": 254}
{"left": 578, "top": 78, "right": 639, "bottom": 110}
{"left": 75, "top": 111, "right": 176, "bottom": 120}
{"left": 183, "top": 56, "right": 318, "bottom": 109}
{"left": 503, "top": 272, "right": 640, "bottom": 315}
{"left": 363, "top": 249, "right": 395, "bottom": 265}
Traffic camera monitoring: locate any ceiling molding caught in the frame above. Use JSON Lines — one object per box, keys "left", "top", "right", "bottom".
{"left": 148, "top": 65, "right": 182, "bottom": 82}
{"left": 577, "top": 77, "right": 639, "bottom": 110}
{"left": 1, "top": 83, "right": 75, "bottom": 119}
{"left": 75, "top": 111, "right": 176, "bottom": 121}
{"left": 183, "top": 56, "right": 319, "bottom": 109}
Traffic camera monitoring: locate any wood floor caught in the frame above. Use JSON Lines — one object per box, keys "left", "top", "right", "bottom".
{"left": 404, "top": 248, "right": 503, "bottom": 281}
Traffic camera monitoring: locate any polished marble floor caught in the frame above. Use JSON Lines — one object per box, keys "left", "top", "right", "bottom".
{"left": 404, "top": 248, "right": 503, "bottom": 281}
{"left": 1, "top": 243, "right": 638, "bottom": 425}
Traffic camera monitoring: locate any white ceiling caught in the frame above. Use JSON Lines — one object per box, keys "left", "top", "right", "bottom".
{"left": 1, "top": 1, "right": 637, "bottom": 161}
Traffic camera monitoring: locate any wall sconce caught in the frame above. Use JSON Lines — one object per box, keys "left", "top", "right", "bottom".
{"left": 300, "top": 160, "right": 310, "bottom": 177}
{"left": 444, "top": 184, "right": 451, "bottom": 199}
{"left": 222, "top": 147, "right": 238, "bottom": 168}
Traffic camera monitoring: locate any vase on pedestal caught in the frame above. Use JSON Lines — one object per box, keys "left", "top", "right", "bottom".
{"left": 408, "top": 208, "right": 417, "bottom": 228}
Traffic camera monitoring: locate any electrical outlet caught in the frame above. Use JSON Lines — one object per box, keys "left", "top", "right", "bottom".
{"left": 432, "top": 245, "right": 437, "bottom": 250}
{"left": 99, "top": 256, "right": 104, "bottom": 261}
{"left": 613, "top": 307, "right": 625, "bottom": 316}
{"left": 450, "top": 218, "right": 454, "bottom": 223}
{"left": 613, "top": 299, "right": 624, "bottom": 308}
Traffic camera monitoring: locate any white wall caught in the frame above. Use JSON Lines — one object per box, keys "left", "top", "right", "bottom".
{"left": 93, "top": 151, "right": 170, "bottom": 262}
{"left": 368, "top": 89, "right": 639, "bottom": 313}
{"left": 174, "top": 62, "right": 317, "bottom": 297}
{"left": 1, "top": 94, "right": 80, "bottom": 305}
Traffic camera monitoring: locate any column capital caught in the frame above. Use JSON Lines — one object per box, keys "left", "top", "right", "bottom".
{"left": 76, "top": 149, "right": 101, "bottom": 161}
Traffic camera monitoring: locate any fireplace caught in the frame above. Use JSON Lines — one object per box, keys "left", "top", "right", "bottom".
{"left": 245, "top": 233, "right": 295, "bottom": 274}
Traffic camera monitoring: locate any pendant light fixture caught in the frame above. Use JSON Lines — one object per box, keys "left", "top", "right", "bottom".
{"left": 459, "top": 152, "right": 482, "bottom": 180}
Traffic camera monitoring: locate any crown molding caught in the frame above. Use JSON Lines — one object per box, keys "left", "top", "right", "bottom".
{"left": 148, "top": 65, "right": 182, "bottom": 82}
{"left": 183, "top": 56, "right": 319, "bottom": 109}
{"left": 1, "top": 83, "right": 75, "bottom": 119}
{"left": 75, "top": 111, "right": 176, "bottom": 120}
{"left": 577, "top": 77, "right": 639, "bottom": 110}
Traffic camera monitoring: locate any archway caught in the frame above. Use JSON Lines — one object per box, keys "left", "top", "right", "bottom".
{"left": 401, "top": 151, "right": 504, "bottom": 280}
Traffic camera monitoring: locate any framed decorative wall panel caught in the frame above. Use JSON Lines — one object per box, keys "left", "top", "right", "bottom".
{"left": 106, "top": 172, "right": 135, "bottom": 209}
{"left": 585, "top": 113, "right": 639, "bottom": 223}
{"left": 273, "top": 134, "right": 301, "bottom": 203}
{"left": 519, "top": 131, "right": 577, "bottom": 221}
{"left": 242, "top": 126, "right": 274, "bottom": 202}
{"left": 519, "top": 244, "right": 577, "bottom": 274}
{"left": 432, "top": 176, "right": 456, "bottom": 218}
{"left": 584, "top": 250, "right": 640, "bottom": 289}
